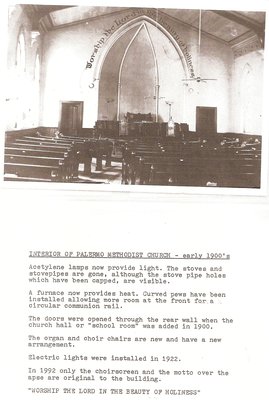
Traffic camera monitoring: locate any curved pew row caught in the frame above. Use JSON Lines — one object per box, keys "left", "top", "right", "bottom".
{"left": 121, "top": 137, "right": 261, "bottom": 188}
{"left": 4, "top": 132, "right": 261, "bottom": 187}
{"left": 4, "top": 135, "right": 114, "bottom": 183}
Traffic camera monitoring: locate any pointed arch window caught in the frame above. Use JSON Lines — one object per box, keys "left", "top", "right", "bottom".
{"left": 16, "top": 30, "right": 26, "bottom": 74}
{"left": 33, "top": 53, "right": 40, "bottom": 126}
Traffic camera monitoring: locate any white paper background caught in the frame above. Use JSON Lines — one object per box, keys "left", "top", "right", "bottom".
{"left": 1, "top": 0, "right": 269, "bottom": 399}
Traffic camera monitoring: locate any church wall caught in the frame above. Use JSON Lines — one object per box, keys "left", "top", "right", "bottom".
{"left": 7, "top": 6, "right": 31, "bottom": 70}
{"left": 147, "top": 13, "right": 233, "bottom": 132}
{"left": 230, "top": 50, "right": 264, "bottom": 135}
{"left": 40, "top": 8, "right": 233, "bottom": 131}
{"left": 5, "top": 6, "right": 264, "bottom": 135}
{"left": 40, "top": 10, "right": 129, "bottom": 128}
{"left": 6, "top": 5, "right": 41, "bottom": 131}
{"left": 182, "top": 37, "right": 232, "bottom": 132}
{"left": 40, "top": 24, "right": 93, "bottom": 128}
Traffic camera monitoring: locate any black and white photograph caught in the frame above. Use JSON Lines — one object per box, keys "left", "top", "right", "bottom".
{"left": 1, "top": 2, "right": 269, "bottom": 400}
{"left": 3, "top": 2, "right": 267, "bottom": 191}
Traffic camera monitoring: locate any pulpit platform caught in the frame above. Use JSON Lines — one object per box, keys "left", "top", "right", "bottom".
{"left": 94, "top": 112, "right": 189, "bottom": 138}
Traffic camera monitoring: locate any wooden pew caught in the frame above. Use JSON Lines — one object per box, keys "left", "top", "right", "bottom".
{"left": 6, "top": 138, "right": 85, "bottom": 180}
{"left": 4, "top": 162, "right": 63, "bottom": 181}
{"left": 25, "top": 135, "right": 114, "bottom": 172}
{"left": 5, "top": 147, "right": 68, "bottom": 158}
{"left": 121, "top": 136, "right": 261, "bottom": 187}
{"left": 4, "top": 145, "right": 73, "bottom": 181}
{"left": 4, "top": 133, "right": 115, "bottom": 182}
{"left": 5, "top": 154, "right": 65, "bottom": 166}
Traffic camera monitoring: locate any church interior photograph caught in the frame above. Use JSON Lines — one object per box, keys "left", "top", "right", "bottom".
{"left": 4, "top": 4, "right": 266, "bottom": 188}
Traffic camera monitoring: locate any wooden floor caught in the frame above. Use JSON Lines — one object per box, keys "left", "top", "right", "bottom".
{"left": 77, "top": 160, "right": 122, "bottom": 184}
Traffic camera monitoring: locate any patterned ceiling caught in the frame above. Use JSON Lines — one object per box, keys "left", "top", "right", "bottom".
{"left": 22, "top": 5, "right": 266, "bottom": 47}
